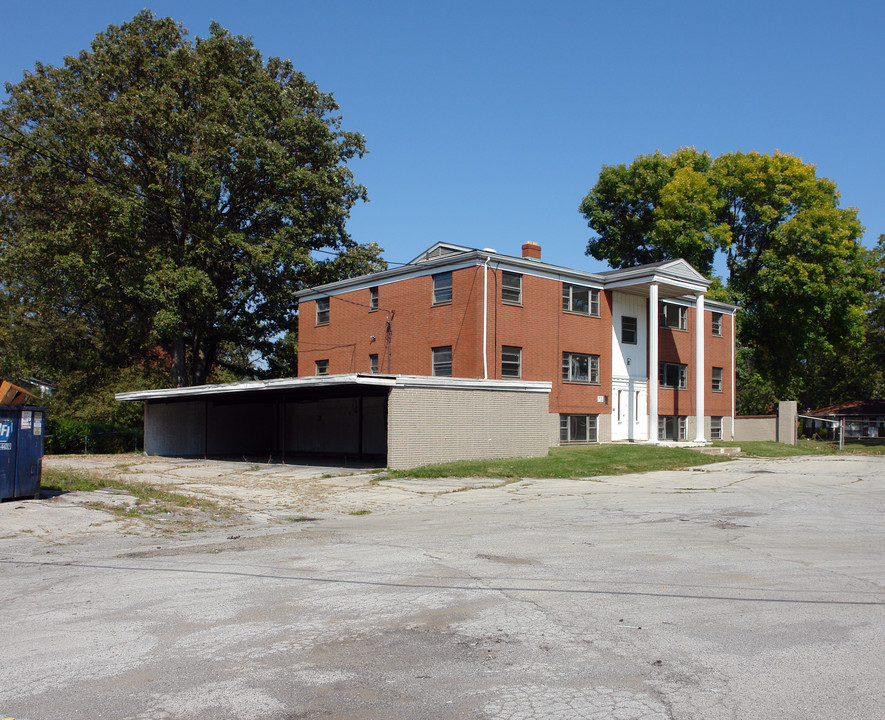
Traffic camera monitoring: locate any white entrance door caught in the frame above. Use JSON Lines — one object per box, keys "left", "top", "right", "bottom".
{"left": 611, "top": 378, "right": 648, "bottom": 441}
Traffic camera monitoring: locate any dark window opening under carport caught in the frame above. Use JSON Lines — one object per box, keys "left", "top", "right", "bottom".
{"left": 139, "top": 384, "right": 389, "bottom": 465}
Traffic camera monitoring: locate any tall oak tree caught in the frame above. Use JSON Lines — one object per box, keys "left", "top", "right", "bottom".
{"left": 0, "top": 11, "right": 384, "bottom": 387}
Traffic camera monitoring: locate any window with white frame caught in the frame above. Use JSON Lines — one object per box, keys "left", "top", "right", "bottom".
{"left": 501, "top": 346, "right": 521, "bottom": 378}
{"left": 502, "top": 272, "right": 522, "bottom": 304}
{"left": 660, "top": 303, "right": 687, "bottom": 330}
{"left": 560, "top": 414, "right": 598, "bottom": 443}
{"left": 315, "top": 359, "right": 329, "bottom": 376}
{"left": 712, "top": 366, "right": 723, "bottom": 392}
{"left": 658, "top": 415, "right": 686, "bottom": 440}
{"left": 711, "top": 312, "right": 723, "bottom": 336}
{"left": 369, "top": 286, "right": 379, "bottom": 311}
{"left": 432, "top": 272, "right": 452, "bottom": 304}
{"left": 432, "top": 346, "right": 452, "bottom": 376}
{"left": 621, "top": 316, "right": 637, "bottom": 344}
{"left": 316, "top": 297, "right": 330, "bottom": 325}
{"left": 562, "top": 352, "right": 599, "bottom": 383}
{"left": 659, "top": 362, "right": 687, "bottom": 389}
{"left": 562, "top": 284, "right": 599, "bottom": 316}
{"left": 369, "top": 354, "right": 379, "bottom": 374}
{"left": 710, "top": 416, "right": 723, "bottom": 440}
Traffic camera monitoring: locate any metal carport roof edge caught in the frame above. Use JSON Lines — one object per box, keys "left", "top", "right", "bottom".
{"left": 116, "top": 374, "right": 552, "bottom": 402}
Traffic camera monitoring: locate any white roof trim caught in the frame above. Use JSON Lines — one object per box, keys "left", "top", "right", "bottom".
{"left": 296, "top": 244, "right": 717, "bottom": 302}
{"left": 116, "top": 374, "right": 552, "bottom": 402}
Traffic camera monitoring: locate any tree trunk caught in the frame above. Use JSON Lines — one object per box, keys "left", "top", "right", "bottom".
{"left": 170, "top": 337, "right": 188, "bottom": 387}
{"left": 191, "top": 336, "right": 215, "bottom": 386}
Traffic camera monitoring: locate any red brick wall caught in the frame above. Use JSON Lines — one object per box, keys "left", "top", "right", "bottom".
{"left": 488, "top": 271, "right": 612, "bottom": 415}
{"left": 298, "top": 267, "right": 486, "bottom": 378}
{"left": 706, "top": 310, "right": 733, "bottom": 417}
{"left": 656, "top": 305, "right": 734, "bottom": 417}
{"left": 298, "top": 265, "right": 734, "bottom": 419}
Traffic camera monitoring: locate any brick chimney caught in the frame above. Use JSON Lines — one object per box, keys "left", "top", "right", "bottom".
{"left": 522, "top": 242, "right": 541, "bottom": 261}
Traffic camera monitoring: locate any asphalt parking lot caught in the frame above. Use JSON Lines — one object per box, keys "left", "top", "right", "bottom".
{"left": 1, "top": 454, "right": 883, "bottom": 720}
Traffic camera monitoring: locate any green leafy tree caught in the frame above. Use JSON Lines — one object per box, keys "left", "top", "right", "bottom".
{"left": 0, "top": 11, "right": 384, "bottom": 388}
{"left": 580, "top": 149, "right": 874, "bottom": 405}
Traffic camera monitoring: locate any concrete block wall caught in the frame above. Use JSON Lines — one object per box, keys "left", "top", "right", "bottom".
{"left": 144, "top": 401, "right": 205, "bottom": 456}
{"left": 734, "top": 416, "right": 777, "bottom": 441}
{"left": 387, "top": 386, "right": 551, "bottom": 469}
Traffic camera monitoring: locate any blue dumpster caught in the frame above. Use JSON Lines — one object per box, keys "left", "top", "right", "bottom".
{"left": 0, "top": 406, "right": 46, "bottom": 500}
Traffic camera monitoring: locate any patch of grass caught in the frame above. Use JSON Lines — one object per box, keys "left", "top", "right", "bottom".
{"left": 713, "top": 438, "right": 885, "bottom": 457}
{"left": 286, "top": 515, "right": 319, "bottom": 522}
{"left": 387, "top": 444, "right": 730, "bottom": 480}
{"left": 42, "top": 467, "right": 231, "bottom": 521}
{"left": 349, "top": 509, "right": 372, "bottom": 515}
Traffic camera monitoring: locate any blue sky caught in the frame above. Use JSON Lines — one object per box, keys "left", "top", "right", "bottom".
{"left": 2, "top": 1, "right": 883, "bottom": 277}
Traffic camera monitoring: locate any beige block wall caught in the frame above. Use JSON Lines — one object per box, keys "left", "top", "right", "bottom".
{"left": 734, "top": 416, "right": 777, "bottom": 441}
{"left": 387, "top": 387, "right": 551, "bottom": 469}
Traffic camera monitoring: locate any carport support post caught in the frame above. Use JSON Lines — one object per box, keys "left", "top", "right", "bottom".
{"left": 281, "top": 401, "right": 286, "bottom": 465}
{"left": 358, "top": 396, "right": 364, "bottom": 459}
{"left": 203, "top": 401, "right": 209, "bottom": 460}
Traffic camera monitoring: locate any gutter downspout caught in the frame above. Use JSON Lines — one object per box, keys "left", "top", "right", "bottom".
{"left": 483, "top": 256, "right": 490, "bottom": 379}
{"left": 731, "top": 310, "right": 736, "bottom": 440}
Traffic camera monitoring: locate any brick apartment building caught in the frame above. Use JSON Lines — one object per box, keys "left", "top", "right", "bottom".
{"left": 296, "top": 242, "right": 737, "bottom": 444}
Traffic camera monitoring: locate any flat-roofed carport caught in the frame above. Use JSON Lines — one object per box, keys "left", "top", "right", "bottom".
{"left": 116, "top": 374, "right": 552, "bottom": 470}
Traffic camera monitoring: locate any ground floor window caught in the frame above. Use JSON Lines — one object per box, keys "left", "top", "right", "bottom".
{"left": 560, "top": 414, "right": 597, "bottom": 443}
{"left": 711, "top": 416, "right": 722, "bottom": 440}
{"left": 659, "top": 362, "right": 687, "bottom": 389}
{"left": 501, "top": 345, "right": 521, "bottom": 378}
{"left": 432, "top": 346, "right": 452, "bottom": 376}
{"left": 562, "top": 352, "right": 599, "bottom": 384}
{"left": 658, "top": 415, "right": 686, "bottom": 440}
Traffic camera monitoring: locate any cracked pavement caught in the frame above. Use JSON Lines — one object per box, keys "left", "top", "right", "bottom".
{"left": 1, "top": 455, "right": 883, "bottom": 719}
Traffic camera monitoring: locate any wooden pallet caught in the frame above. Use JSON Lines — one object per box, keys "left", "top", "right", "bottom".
{"left": 0, "top": 380, "right": 39, "bottom": 406}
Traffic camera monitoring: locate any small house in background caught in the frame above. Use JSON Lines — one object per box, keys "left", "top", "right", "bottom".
{"left": 805, "top": 400, "right": 885, "bottom": 440}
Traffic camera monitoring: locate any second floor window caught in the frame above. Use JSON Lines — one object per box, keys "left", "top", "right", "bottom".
{"left": 712, "top": 366, "right": 723, "bottom": 392}
{"left": 433, "top": 272, "right": 452, "bottom": 304}
{"left": 712, "top": 312, "right": 723, "bottom": 336}
{"left": 369, "top": 286, "right": 379, "bottom": 310}
{"left": 316, "top": 298, "right": 330, "bottom": 325}
{"left": 315, "top": 359, "right": 329, "bottom": 376}
{"left": 562, "top": 352, "right": 599, "bottom": 384}
{"left": 621, "top": 316, "right": 637, "bottom": 344}
{"left": 562, "top": 284, "right": 599, "bottom": 316}
{"left": 660, "top": 303, "right": 687, "bottom": 330}
{"left": 502, "top": 272, "right": 522, "bottom": 304}
{"left": 369, "top": 354, "right": 379, "bottom": 374}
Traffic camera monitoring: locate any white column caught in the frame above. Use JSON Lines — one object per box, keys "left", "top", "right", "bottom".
{"left": 694, "top": 292, "right": 706, "bottom": 442}
{"left": 648, "top": 282, "right": 659, "bottom": 443}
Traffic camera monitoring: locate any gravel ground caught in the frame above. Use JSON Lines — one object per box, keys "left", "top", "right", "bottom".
{"left": 1, "top": 453, "right": 883, "bottom": 720}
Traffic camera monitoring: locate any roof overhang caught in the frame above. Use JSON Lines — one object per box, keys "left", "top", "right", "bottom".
{"left": 294, "top": 246, "right": 728, "bottom": 306}
{"left": 116, "top": 374, "right": 552, "bottom": 403}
